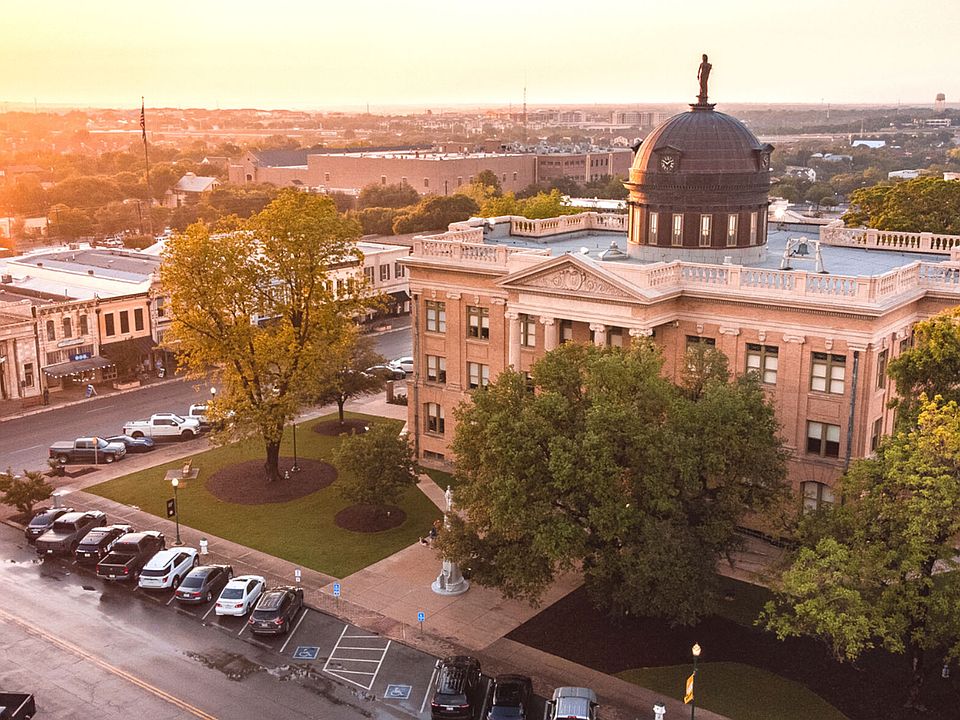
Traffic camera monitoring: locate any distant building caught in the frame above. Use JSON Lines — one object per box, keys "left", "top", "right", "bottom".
{"left": 923, "top": 118, "right": 952, "bottom": 128}
{"left": 166, "top": 173, "right": 220, "bottom": 208}
{"left": 945, "top": 172, "right": 960, "bottom": 181}
{"left": 851, "top": 139, "right": 886, "bottom": 149}
{"left": 785, "top": 166, "right": 817, "bottom": 182}
{"left": 888, "top": 169, "right": 922, "bottom": 180}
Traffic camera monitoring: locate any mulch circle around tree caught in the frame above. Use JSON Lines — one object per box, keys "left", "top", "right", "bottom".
{"left": 312, "top": 419, "right": 370, "bottom": 437}
{"left": 334, "top": 504, "right": 406, "bottom": 533}
{"left": 206, "top": 458, "right": 336, "bottom": 505}
{"left": 507, "top": 586, "right": 957, "bottom": 720}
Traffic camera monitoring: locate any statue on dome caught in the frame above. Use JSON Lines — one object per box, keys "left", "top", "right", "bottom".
{"left": 697, "top": 54, "right": 712, "bottom": 104}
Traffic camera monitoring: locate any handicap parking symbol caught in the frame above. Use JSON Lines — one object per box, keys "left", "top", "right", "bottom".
{"left": 384, "top": 684, "right": 412, "bottom": 700}
{"left": 333, "top": 582, "right": 341, "bottom": 597}
{"left": 293, "top": 646, "right": 320, "bottom": 661}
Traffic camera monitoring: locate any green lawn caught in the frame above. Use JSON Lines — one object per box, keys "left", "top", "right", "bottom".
{"left": 86, "top": 412, "right": 442, "bottom": 578}
{"left": 715, "top": 575, "right": 775, "bottom": 627}
{"left": 618, "top": 663, "right": 848, "bottom": 720}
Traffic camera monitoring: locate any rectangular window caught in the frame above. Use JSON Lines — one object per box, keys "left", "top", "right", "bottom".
{"left": 899, "top": 335, "right": 911, "bottom": 353}
{"left": 134, "top": 308, "right": 144, "bottom": 332}
{"left": 363, "top": 267, "right": 375, "bottom": 284}
{"left": 467, "top": 362, "right": 490, "bottom": 389}
{"left": 746, "top": 343, "right": 778, "bottom": 385}
{"left": 520, "top": 314, "right": 536, "bottom": 347}
{"left": 380, "top": 265, "right": 390, "bottom": 282}
{"left": 394, "top": 261, "right": 405, "bottom": 278}
{"left": 672, "top": 214, "right": 683, "bottom": 246}
{"left": 811, "top": 352, "right": 845, "bottom": 394}
{"left": 119, "top": 311, "right": 130, "bottom": 334}
{"left": 426, "top": 355, "right": 446, "bottom": 383}
{"left": 699, "top": 214, "right": 712, "bottom": 247}
{"left": 46, "top": 320, "right": 55, "bottom": 341}
{"left": 425, "top": 301, "right": 446, "bottom": 333}
{"left": 457, "top": 176, "right": 463, "bottom": 187}
{"left": 560, "top": 319, "right": 574, "bottom": 344}
{"left": 22, "top": 363, "right": 34, "bottom": 388}
{"left": 686, "top": 335, "right": 716, "bottom": 348}
{"left": 807, "top": 421, "right": 841, "bottom": 458}
{"left": 802, "top": 481, "right": 835, "bottom": 511}
{"left": 871, "top": 417, "right": 883, "bottom": 452}
{"left": 425, "top": 403, "right": 445, "bottom": 434}
{"left": 726, "top": 214, "right": 738, "bottom": 247}
{"left": 401, "top": 176, "right": 407, "bottom": 185}
{"left": 466, "top": 306, "right": 489, "bottom": 340}
{"left": 750, "top": 211, "right": 758, "bottom": 245}
{"left": 423, "top": 178, "right": 429, "bottom": 188}
{"left": 104, "top": 313, "right": 115, "bottom": 337}
{"left": 512, "top": 172, "right": 517, "bottom": 181}
{"left": 381, "top": 175, "right": 387, "bottom": 185}
{"left": 523, "top": 371, "right": 535, "bottom": 393}
{"left": 648, "top": 212, "right": 658, "bottom": 244}
{"left": 79, "top": 314, "right": 89, "bottom": 335}
{"left": 62, "top": 317, "right": 72, "bottom": 338}
{"left": 876, "top": 349, "right": 888, "bottom": 389}
{"left": 156, "top": 297, "right": 166, "bottom": 318}
{"left": 324, "top": 172, "right": 330, "bottom": 182}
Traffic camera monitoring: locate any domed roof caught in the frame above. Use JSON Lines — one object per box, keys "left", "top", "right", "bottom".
{"left": 631, "top": 106, "right": 770, "bottom": 176}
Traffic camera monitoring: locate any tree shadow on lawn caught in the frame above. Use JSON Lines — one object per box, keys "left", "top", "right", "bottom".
{"left": 506, "top": 586, "right": 960, "bottom": 720}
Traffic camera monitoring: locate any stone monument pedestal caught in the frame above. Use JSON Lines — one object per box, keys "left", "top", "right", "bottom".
{"left": 432, "top": 558, "right": 470, "bottom": 596}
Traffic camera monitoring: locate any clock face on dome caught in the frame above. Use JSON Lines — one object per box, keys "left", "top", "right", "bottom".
{"left": 660, "top": 155, "right": 676, "bottom": 172}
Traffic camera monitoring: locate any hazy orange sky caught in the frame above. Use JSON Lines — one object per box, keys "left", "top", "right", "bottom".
{"left": 2, "top": 0, "right": 957, "bottom": 110}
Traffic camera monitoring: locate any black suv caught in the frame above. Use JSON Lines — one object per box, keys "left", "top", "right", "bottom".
{"left": 430, "top": 656, "right": 482, "bottom": 720}
{"left": 75, "top": 524, "right": 132, "bottom": 564}
{"left": 248, "top": 586, "right": 304, "bottom": 635}
{"left": 24, "top": 507, "right": 74, "bottom": 543}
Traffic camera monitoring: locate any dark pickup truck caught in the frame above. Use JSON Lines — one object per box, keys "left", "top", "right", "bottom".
{"left": 0, "top": 692, "right": 35, "bottom": 719}
{"left": 49, "top": 437, "right": 126, "bottom": 465}
{"left": 96, "top": 531, "right": 165, "bottom": 581}
{"left": 75, "top": 524, "right": 132, "bottom": 565}
{"left": 35, "top": 510, "right": 107, "bottom": 556}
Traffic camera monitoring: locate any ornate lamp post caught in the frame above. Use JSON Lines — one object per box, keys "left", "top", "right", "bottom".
{"left": 690, "top": 643, "right": 701, "bottom": 720}
{"left": 171, "top": 477, "right": 182, "bottom": 546}
{"left": 431, "top": 485, "right": 469, "bottom": 596}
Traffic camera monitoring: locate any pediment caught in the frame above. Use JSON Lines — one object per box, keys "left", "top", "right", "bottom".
{"left": 497, "top": 254, "right": 647, "bottom": 302}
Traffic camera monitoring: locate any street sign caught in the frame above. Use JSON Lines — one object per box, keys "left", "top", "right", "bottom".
{"left": 417, "top": 611, "right": 425, "bottom": 623}
{"left": 384, "top": 684, "right": 412, "bottom": 700}
{"left": 292, "top": 646, "right": 320, "bottom": 660}
{"left": 684, "top": 673, "right": 695, "bottom": 704}
{"left": 295, "top": 568, "right": 302, "bottom": 584}
{"left": 166, "top": 498, "right": 176, "bottom": 518}
{"left": 333, "top": 582, "right": 341, "bottom": 597}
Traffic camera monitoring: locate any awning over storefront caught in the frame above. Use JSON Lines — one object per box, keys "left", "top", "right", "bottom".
{"left": 43, "top": 356, "right": 116, "bottom": 379}
{"left": 100, "top": 335, "right": 156, "bottom": 356}
{"left": 388, "top": 290, "right": 410, "bottom": 303}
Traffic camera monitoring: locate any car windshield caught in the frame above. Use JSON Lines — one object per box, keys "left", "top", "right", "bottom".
{"left": 167, "top": 414, "right": 186, "bottom": 422}
{"left": 221, "top": 588, "right": 244, "bottom": 600}
{"left": 29, "top": 512, "right": 55, "bottom": 526}
{"left": 180, "top": 575, "right": 204, "bottom": 588}
{"left": 51, "top": 520, "right": 75, "bottom": 532}
{"left": 494, "top": 685, "right": 523, "bottom": 705}
{"left": 96, "top": 438, "right": 110, "bottom": 449}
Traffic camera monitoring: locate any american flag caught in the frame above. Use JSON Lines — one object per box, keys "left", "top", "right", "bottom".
{"left": 140, "top": 98, "right": 146, "bottom": 142}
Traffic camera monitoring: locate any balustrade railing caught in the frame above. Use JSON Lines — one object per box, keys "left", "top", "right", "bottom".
{"left": 820, "top": 223, "right": 960, "bottom": 255}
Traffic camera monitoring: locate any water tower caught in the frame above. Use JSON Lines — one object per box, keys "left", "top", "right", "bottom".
{"left": 936, "top": 93, "right": 946, "bottom": 113}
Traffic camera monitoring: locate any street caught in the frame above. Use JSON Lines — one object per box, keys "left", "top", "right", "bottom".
{"left": 0, "top": 321, "right": 411, "bottom": 474}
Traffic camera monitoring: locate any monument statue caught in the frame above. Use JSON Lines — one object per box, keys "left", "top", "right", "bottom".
{"left": 697, "top": 54, "right": 712, "bottom": 104}
{"left": 432, "top": 485, "right": 469, "bottom": 595}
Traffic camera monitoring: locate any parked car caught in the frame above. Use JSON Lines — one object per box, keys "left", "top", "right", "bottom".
{"left": 215, "top": 575, "right": 267, "bottom": 616}
{"left": 487, "top": 675, "right": 533, "bottom": 720}
{"left": 105, "top": 434, "right": 156, "bottom": 453}
{"left": 138, "top": 547, "right": 199, "bottom": 590}
{"left": 175, "top": 565, "right": 233, "bottom": 604}
{"left": 96, "top": 531, "right": 165, "bottom": 581}
{"left": 430, "top": 656, "right": 483, "bottom": 720}
{"left": 544, "top": 687, "right": 598, "bottom": 720}
{"left": 48, "top": 437, "right": 126, "bottom": 464}
{"left": 24, "top": 507, "right": 74, "bottom": 544}
{"left": 75, "top": 524, "right": 132, "bottom": 565}
{"left": 185, "top": 404, "right": 210, "bottom": 429}
{"left": 35, "top": 510, "right": 107, "bottom": 556}
{"left": 364, "top": 364, "right": 406, "bottom": 381}
{"left": 248, "top": 586, "right": 304, "bottom": 635}
{"left": 389, "top": 356, "right": 414, "bottom": 374}
{"left": 122, "top": 413, "right": 200, "bottom": 440}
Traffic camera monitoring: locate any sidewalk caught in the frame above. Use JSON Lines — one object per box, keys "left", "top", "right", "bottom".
{"left": 7, "top": 388, "right": 729, "bottom": 720}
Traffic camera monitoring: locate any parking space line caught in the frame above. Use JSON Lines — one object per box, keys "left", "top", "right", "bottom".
{"left": 323, "top": 622, "right": 390, "bottom": 691}
{"left": 201, "top": 604, "right": 217, "bottom": 621}
{"left": 166, "top": 594, "right": 177, "bottom": 606}
{"left": 279, "top": 608, "right": 309, "bottom": 654}
{"left": 420, "top": 665, "right": 439, "bottom": 713}
{"left": 237, "top": 620, "right": 248, "bottom": 637}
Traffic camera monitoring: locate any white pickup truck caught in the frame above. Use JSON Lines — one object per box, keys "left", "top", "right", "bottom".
{"left": 122, "top": 413, "right": 201, "bottom": 440}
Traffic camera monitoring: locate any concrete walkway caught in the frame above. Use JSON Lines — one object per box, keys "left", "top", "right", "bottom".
{"left": 10, "top": 388, "right": 729, "bottom": 720}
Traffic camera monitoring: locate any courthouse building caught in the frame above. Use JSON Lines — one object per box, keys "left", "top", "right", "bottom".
{"left": 403, "top": 97, "right": 960, "bottom": 509}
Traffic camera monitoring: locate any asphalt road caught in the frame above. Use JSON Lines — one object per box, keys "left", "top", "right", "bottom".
{"left": 0, "top": 524, "right": 395, "bottom": 720}
{"left": 0, "top": 323, "right": 412, "bottom": 474}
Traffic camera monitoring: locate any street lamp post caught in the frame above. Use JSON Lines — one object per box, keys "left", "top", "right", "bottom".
{"left": 691, "top": 643, "right": 701, "bottom": 720}
{"left": 171, "top": 477, "right": 182, "bottom": 546}
{"left": 291, "top": 419, "right": 300, "bottom": 472}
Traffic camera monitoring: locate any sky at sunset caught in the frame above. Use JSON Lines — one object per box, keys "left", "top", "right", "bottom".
{"left": 2, "top": 0, "right": 957, "bottom": 111}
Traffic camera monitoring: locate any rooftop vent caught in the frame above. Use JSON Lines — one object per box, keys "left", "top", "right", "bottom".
{"left": 1, "top": 274, "right": 12, "bottom": 283}
{"left": 599, "top": 240, "right": 628, "bottom": 261}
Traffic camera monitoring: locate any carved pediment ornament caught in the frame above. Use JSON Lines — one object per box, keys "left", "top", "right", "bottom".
{"left": 525, "top": 267, "right": 630, "bottom": 298}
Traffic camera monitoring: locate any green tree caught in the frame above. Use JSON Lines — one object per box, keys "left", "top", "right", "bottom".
{"left": 392, "top": 194, "right": 479, "bottom": 234}
{"left": 160, "top": 189, "right": 373, "bottom": 480}
{"left": 474, "top": 169, "right": 502, "bottom": 195}
{"left": 887, "top": 308, "right": 960, "bottom": 429}
{"left": 761, "top": 395, "right": 960, "bottom": 709}
{"left": 357, "top": 182, "right": 420, "bottom": 210}
{"left": 843, "top": 177, "right": 960, "bottom": 233}
{"left": 48, "top": 204, "right": 94, "bottom": 239}
{"left": 333, "top": 423, "right": 418, "bottom": 509}
{"left": 354, "top": 206, "right": 401, "bottom": 235}
{"left": 313, "top": 331, "right": 386, "bottom": 425}
{"left": 0, "top": 468, "right": 53, "bottom": 516}
{"left": 440, "top": 342, "right": 787, "bottom": 624}
{"left": 49, "top": 175, "right": 124, "bottom": 208}
{"left": 770, "top": 181, "right": 800, "bottom": 202}
{"left": 804, "top": 182, "right": 834, "bottom": 206}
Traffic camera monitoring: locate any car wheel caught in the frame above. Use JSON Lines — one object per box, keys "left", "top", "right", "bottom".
{"left": 205, "top": 591, "right": 212, "bottom": 602}
{"left": 192, "top": 557, "right": 199, "bottom": 567}
{"left": 181, "top": 430, "right": 196, "bottom": 439}
{"left": 57, "top": 454, "right": 69, "bottom": 464}
{"left": 131, "top": 432, "right": 144, "bottom": 439}
{"left": 105, "top": 454, "right": 115, "bottom": 464}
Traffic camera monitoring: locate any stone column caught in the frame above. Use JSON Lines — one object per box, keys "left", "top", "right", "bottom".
{"left": 505, "top": 311, "right": 521, "bottom": 368}
{"left": 590, "top": 323, "right": 607, "bottom": 347}
{"left": 541, "top": 317, "right": 558, "bottom": 351}
{"left": 628, "top": 327, "right": 654, "bottom": 342}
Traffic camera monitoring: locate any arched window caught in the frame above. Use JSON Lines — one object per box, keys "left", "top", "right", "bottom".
{"left": 801, "top": 481, "right": 835, "bottom": 512}
{"left": 46, "top": 320, "right": 55, "bottom": 341}
{"left": 79, "top": 314, "right": 89, "bottom": 335}
{"left": 62, "top": 317, "right": 72, "bottom": 338}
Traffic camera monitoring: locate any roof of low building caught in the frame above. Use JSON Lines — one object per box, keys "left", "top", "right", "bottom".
{"left": 174, "top": 173, "right": 219, "bottom": 193}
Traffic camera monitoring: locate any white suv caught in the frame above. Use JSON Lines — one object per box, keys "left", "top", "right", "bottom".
{"left": 138, "top": 547, "right": 199, "bottom": 590}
